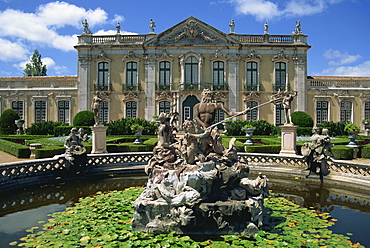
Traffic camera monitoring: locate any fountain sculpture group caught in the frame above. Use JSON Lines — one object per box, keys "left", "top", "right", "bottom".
{"left": 132, "top": 89, "right": 269, "bottom": 236}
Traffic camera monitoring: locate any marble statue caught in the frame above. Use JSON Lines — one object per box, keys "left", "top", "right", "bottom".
{"left": 149, "top": 19, "right": 156, "bottom": 33}
{"left": 133, "top": 89, "right": 269, "bottom": 236}
{"left": 229, "top": 19, "right": 235, "bottom": 33}
{"left": 116, "top": 23, "right": 121, "bottom": 34}
{"left": 64, "top": 127, "right": 89, "bottom": 167}
{"left": 91, "top": 91, "right": 108, "bottom": 126}
{"left": 264, "top": 22, "right": 269, "bottom": 35}
{"left": 282, "top": 91, "right": 297, "bottom": 124}
{"left": 82, "top": 19, "right": 92, "bottom": 34}
{"left": 301, "top": 127, "right": 334, "bottom": 182}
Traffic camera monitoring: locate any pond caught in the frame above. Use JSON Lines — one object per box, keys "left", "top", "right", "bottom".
{"left": 1, "top": 173, "right": 370, "bottom": 247}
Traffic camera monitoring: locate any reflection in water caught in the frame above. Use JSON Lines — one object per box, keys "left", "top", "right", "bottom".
{"left": 0, "top": 173, "right": 370, "bottom": 247}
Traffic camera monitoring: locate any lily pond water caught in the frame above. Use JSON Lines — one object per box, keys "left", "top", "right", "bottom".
{"left": 0, "top": 173, "right": 369, "bottom": 247}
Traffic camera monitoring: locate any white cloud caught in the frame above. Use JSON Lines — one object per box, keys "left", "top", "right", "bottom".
{"left": 318, "top": 61, "right": 370, "bottom": 76}
{"left": 323, "top": 49, "right": 362, "bottom": 66}
{"left": 0, "top": 38, "right": 29, "bottom": 61}
{"left": 95, "top": 29, "right": 137, "bottom": 35}
{"left": 228, "top": 0, "right": 342, "bottom": 21}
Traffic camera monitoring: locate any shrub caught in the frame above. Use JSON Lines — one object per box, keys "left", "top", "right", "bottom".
{"left": 25, "top": 121, "right": 67, "bottom": 135}
{"left": 226, "top": 119, "right": 278, "bottom": 136}
{"left": 73, "top": 111, "right": 95, "bottom": 126}
{"left": 361, "top": 145, "right": 370, "bottom": 158}
{"left": 54, "top": 126, "right": 92, "bottom": 137}
{"left": 318, "top": 121, "right": 350, "bottom": 136}
{"left": 297, "top": 127, "right": 313, "bottom": 136}
{"left": 244, "top": 144, "right": 281, "bottom": 154}
{"left": 331, "top": 145, "right": 354, "bottom": 160}
{"left": 0, "top": 109, "right": 20, "bottom": 135}
{"left": 291, "top": 111, "right": 314, "bottom": 127}
{"left": 0, "top": 138, "right": 30, "bottom": 158}
{"left": 106, "top": 118, "right": 157, "bottom": 135}
{"left": 344, "top": 123, "right": 360, "bottom": 134}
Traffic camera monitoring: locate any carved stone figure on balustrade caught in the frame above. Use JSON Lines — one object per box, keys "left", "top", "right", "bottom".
{"left": 301, "top": 127, "right": 334, "bottom": 182}
{"left": 64, "top": 127, "right": 89, "bottom": 168}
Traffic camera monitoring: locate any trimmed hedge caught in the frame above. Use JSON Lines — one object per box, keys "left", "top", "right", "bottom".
{"left": 0, "top": 139, "right": 30, "bottom": 158}
{"left": 331, "top": 145, "right": 354, "bottom": 160}
{"left": 244, "top": 144, "right": 281, "bottom": 154}
{"left": 361, "top": 145, "right": 370, "bottom": 158}
{"left": 54, "top": 126, "right": 92, "bottom": 137}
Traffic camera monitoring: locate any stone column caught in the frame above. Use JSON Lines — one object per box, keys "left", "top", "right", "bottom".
{"left": 144, "top": 55, "right": 156, "bottom": 120}
{"left": 293, "top": 54, "right": 307, "bottom": 112}
{"left": 77, "top": 54, "right": 91, "bottom": 112}
{"left": 279, "top": 124, "right": 298, "bottom": 155}
{"left": 91, "top": 125, "right": 108, "bottom": 154}
{"left": 228, "top": 55, "right": 239, "bottom": 113}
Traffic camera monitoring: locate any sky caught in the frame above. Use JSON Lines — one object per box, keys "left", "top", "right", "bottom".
{"left": 0, "top": 0, "right": 369, "bottom": 77}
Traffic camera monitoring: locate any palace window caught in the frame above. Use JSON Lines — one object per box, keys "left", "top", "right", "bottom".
{"left": 274, "top": 62, "right": 286, "bottom": 91}
{"left": 246, "top": 62, "right": 258, "bottom": 91}
{"left": 215, "top": 101, "right": 225, "bottom": 125}
{"left": 126, "top": 101, "right": 137, "bottom": 118}
{"left": 126, "top": 62, "right": 138, "bottom": 90}
{"left": 246, "top": 101, "right": 258, "bottom": 120}
{"left": 159, "top": 101, "right": 171, "bottom": 114}
{"left": 35, "top": 100, "right": 46, "bottom": 123}
{"left": 58, "top": 101, "right": 70, "bottom": 124}
{"left": 159, "top": 61, "right": 171, "bottom": 90}
{"left": 213, "top": 61, "right": 225, "bottom": 90}
{"left": 185, "top": 57, "right": 198, "bottom": 89}
{"left": 99, "top": 101, "right": 109, "bottom": 124}
{"left": 340, "top": 101, "right": 352, "bottom": 122}
{"left": 97, "top": 62, "right": 109, "bottom": 91}
{"left": 365, "top": 101, "right": 370, "bottom": 120}
{"left": 316, "top": 101, "right": 328, "bottom": 125}
{"left": 275, "top": 103, "right": 285, "bottom": 125}
{"left": 12, "top": 101, "right": 24, "bottom": 119}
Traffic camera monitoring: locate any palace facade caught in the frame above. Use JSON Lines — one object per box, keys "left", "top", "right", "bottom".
{"left": 0, "top": 17, "right": 369, "bottom": 129}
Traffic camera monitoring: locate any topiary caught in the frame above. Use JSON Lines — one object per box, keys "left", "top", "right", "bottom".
{"left": 25, "top": 121, "right": 67, "bottom": 135}
{"left": 0, "top": 109, "right": 20, "bottom": 135}
{"left": 73, "top": 111, "right": 95, "bottom": 126}
{"left": 291, "top": 111, "right": 314, "bottom": 127}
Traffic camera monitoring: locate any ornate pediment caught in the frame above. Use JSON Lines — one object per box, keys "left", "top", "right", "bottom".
{"left": 145, "top": 17, "right": 239, "bottom": 46}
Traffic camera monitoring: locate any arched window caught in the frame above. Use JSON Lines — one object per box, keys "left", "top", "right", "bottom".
{"left": 246, "top": 62, "right": 258, "bottom": 91}
{"left": 35, "top": 100, "right": 46, "bottom": 123}
{"left": 246, "top": 101, "right": 258, "bottom": 120}
{"left": 340, "top": 101, "right": 352, "bottom": 122}
{"left": 185, "top": 57, "right": 198, "bottom": 89}
{"left": 58, "top": 101, "right": 70, "bottom": 124}
{"left": 159, "top": 61, "right": 171, "bottom": 90}
{"left": 316, "top": 101, "right": 328, "bottom": 125}
{"left": 97, "top": 62, "right": 109, "bottom": 91}
{"left": 213, "top": 61, "right": 225, "bottom": 90}
{"left": 274, "top": 62, "right": 286, "bottom": 91}
{"left": 100, "top": 101, "right": 109, "bottom": 124}
{"left": 126, "top": 101, "right": 137, "bottom": 118}
{"left": 159, "top": 101, "right": 171, "bottom": 114}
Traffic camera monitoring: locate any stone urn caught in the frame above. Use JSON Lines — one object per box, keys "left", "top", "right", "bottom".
{"left": 15, "top": 119, "right": 25, "bottom": 135}
{"left": 131, "top": 124, "right": 144, "bottom": 145}
{"left": 347, "top": 132, "right": 358, "bottom": 146}
{"left": 243, "top": 126, "right": 255, "bottom": 146}
{"left": 364, "top": 121, "right": 370, "bottom": 136}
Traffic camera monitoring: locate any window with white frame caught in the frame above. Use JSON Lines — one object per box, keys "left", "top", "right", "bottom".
{"left": 246, "top": 62, "right": 258, "bottom": 91}
{"left": 97, "top": 62, "right": 109, "bottom": 91}
{"left": 185, "top": 57, "right": 198, "bottom": 89}
{"left": 100, "top": 101, "right": 109, "bottom": 124}
{"left": 126, "top": 101, "right": 137, "bottom": 118}
{"left": 12, "top": 101, "right": 24, "bottom": 119}
{"left": 246, "top": 101, "right": 258, "bottom": 120}
{"left": 215, "top": 101, "right": 225, "bottom": 124}
{"left": 275, "top": 103, "right": 285, "bottom": 125}
{"left": 35, "top": 100, "right": 46, "bottom": 123}
{"left": 126, "top": 62, "right": 137, "bottom": 90}
{"left": 340, "top": 101, "right": 352, "bottom": 122}
{"left": 58, "top": 100, "right": 70, "bottom": 124}
{"left": 274, "top": 62, "right": 286, "bottom": 91}
{"left": 365, "top": 101, "right": 370, "bottom": 120}
{"left": 159, "top": 101, "right": 170, "bottom": 114}
{"left": 213, "top": 61, "right": 225, "bottom": 90}
{"left": 316, "top": 101, "right": 328, "bottom": 125}
{"left": 159, "top": 61, "right": 171, "bottom": 90}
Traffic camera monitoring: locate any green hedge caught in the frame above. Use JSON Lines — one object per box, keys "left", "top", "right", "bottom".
{"left": 331, "top": 145, "right": 354, "bottom": 160}
{"left": 0, "top": 139, "right": 30, "bottom": 158}
{"left": 360, "top": 145, "right": 370, "bottom": 158}
{"left": 244, "top": 144, "right": 281, "bottom": 154}
{"left": 297, "top": 127, "right": 313, "bottom": 136}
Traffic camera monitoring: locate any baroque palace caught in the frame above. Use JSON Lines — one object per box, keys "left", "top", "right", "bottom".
{"left": 0, "top": 16, "right": 370, "bottom": 129}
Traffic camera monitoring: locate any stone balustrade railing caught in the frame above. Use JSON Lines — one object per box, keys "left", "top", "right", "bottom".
{"left": 308, "top": 77, "right": 370, "bottom": 88}
{"left": 1, "top": 152, "right": 370, "bottom": 192}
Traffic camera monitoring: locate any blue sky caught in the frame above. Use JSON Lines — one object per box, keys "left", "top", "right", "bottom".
{"left": 0, "top": 0, "right": 369, "bottom": 77}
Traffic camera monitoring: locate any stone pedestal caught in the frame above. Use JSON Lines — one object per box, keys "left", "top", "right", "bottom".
{"left": 91, "top": 125, "right": 108, "bottom": 154}
{"left": 280, "top": 124, "right": 298, "bottom": 155}
{"left": 29, "top": 143, "right": 42, "bottom": 158}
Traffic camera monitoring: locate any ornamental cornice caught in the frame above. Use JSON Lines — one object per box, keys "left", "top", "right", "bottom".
{"left": 272, "top": 49, "right": 289, "bottom": 62}
{"left": 210, "top": 49, "right": 228, "bottom": 61}
{"left": 156, "top": 50, "right": 174, "bottom": 61}
{"left": 165, "top": 20, "right": 218, "bottom": 43}
{"left": 122, "top": 91, "right": 140, "bottom": 102}
{"left": 213, "top": 92, "right": 227, "bottom": 101}
{"left": 244, "top": 50, "right": 262, "bottom": 62}
{"left": 156, "top": 91, "right": 173, "bottom": 101}
{"left": 244, "top": 91, "right": 260, "bottom": 101}
{"left": 122, "top": 50, "right": 140, "bottom": 62}
{"left": 95, "top": 50, "right": 112, "bottom": 62}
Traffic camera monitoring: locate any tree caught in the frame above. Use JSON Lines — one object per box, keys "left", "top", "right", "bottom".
{"left": 23, "top": 50, "right": 47, "bottom": 76}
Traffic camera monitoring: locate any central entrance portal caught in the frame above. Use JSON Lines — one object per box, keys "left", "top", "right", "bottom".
{"left": 182, "top": 95, "right": 200, "bottom": 123}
